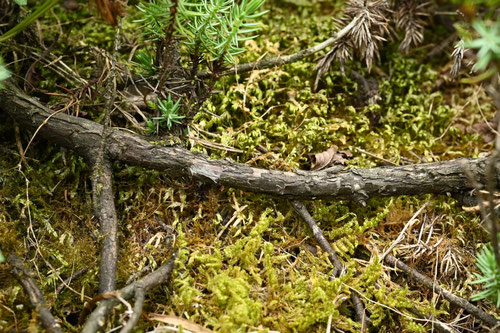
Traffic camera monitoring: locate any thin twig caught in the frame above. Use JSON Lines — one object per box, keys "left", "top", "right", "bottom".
{"left": 290, "top": 201, "right": 369, "bottom": 328}
{"left": 55, "top": 267, "right": 88, "bottom": 295}
{"left": 8, "top": 254, "right": 62, "bottom": 333}
{"left": 91, "top": 19, "right": 122, "bottom": 294}
{"left": 290, "top": 201, "right": 343, "bottom": 275}
{"left": 407, "top": 307, "right": 458, "bottom": 333}
{"left": 384, "top": 254, "right": 500, "bottom": 327}
{"left": 380, "top": 201, "right": 430, "bottom": 260}
{"left": 198, "top": 15, "right": 361, "bottom": 78}
{"left": 119, "top": 282, "right": 145, "bottom": 333}
{"left": 81, "top": 252, "right": 177, "bottom": 333}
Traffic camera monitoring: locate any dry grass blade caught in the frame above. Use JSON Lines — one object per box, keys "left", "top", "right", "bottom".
{"left": 149, "top": 314, "right": 214, "bottom": 333}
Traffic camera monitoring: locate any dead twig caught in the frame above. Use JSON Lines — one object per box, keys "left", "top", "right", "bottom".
{"left": 290, "top": 200, "right": 369, "bottom": 329}
{"left": 8, "top": 254, "right": 62, "bottom": 333}
{"left": 81, "top": 252, "right": 177, "bottom": 333}
{"left": 119, "top": 282, "right": 145, "bottom": 333}
{"left": 91, "top": 19, "right": 122, "bottom": 294}
{"left": 407, "top": 307, "right": 458, "bottom": 333}
{"left": 198, "top": 15, "right": 362, "bottom": 78}
{"left": 55, "top": 267, "right": 88, "bottom": 295}
{"left": 384, "top": 253, "right": 500, "bottom": 328}
{"left": 380, "top": 201, "right": 430, "bottom": 260}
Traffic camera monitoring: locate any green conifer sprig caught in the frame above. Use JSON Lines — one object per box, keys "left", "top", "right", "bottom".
{"left": 136, "top": 0, "right": 176, "bottom": 41}
{"left": 471, "top": 243, "right": 500, "bottom": 307}
{"left": 136, "top": 0, "right": 266, "bottom": 65}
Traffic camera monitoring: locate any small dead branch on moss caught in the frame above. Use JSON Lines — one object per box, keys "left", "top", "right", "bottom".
{"left": 198, "top": 14, "right": 362, "bottom": 79}
{"left": 119, "top": 282, "right": 145, "bottom": 333}
{"left": 407, "top": 307, "right": 458, "bottom": 333}
{"left": 1, "top": 84, "right": 497, "bottom": 202}
{"left": 81, "top": 252, "right": 177, "bottom": 333}
{"left": 148, "top": 314, "right": 215, "bottom": 333}
{"left": 290, "top": 200, "right": 369, "bottom": 329}
{"left": 383, "top": 253, "right": 500, "bottom": 328}
{"left": 292, "top": 200, "right": 498, "bottom": 330}
{"left": 380, "top": 200, "right": 430, "bottom": 260}
{"left": 91, "top": 20, "right": 122, "bottom": 294}
{"left": 7, "top": 254, "right": 62, "bottom": 333}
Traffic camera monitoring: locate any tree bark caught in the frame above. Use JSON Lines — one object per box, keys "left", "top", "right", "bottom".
{"left": 0, "top": 84, "right": 495, "bottom": 201}
{"left": 8, "top": 254, "right": 63, "bottom": 333}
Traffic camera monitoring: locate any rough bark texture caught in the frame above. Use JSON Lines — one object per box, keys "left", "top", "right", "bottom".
{"left": 81, "top": 253, "right": 177, "bottom": 333}
{"left": 91, "top": 158, "right": 119, "bottom": 293}
{"left": 1, "top": 85, "right": 496, "bottom": 201}
{"left": 8, "top": 254, "right": 63, "bottom": 333}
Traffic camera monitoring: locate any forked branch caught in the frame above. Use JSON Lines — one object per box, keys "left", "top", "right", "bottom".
{"left": 81, "top": 252, "right": 177, "bottom": 333}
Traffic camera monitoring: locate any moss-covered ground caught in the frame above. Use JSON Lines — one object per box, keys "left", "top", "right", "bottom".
{"left": 0, "top": 0, "right": 499, "bottom": 332}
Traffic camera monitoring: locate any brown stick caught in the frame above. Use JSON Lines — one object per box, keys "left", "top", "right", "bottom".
{"left": 290, "top": 201, "right": 343, "bottom": 276}
{"left": 0, "top": 85, "right": 495, "bottom": 202}
{"left": 91, "top": 20, "right": 122, "bottom": 293}
{"left": 119, "top": 282, "right": 145, "bottom": 333}
{"left": 8, "top": 254, "right": 62, "bottom": 333}
{"left": 384, "top": 254, "right": 500, "bottom": 327}
{"left": 290, "top": 201, "right": 368, "bottom": 328}
{"left": 197, "top": 15, "right": 361, "bottom": 78}
{"left": 91, "top": 158, "right": 119, "bottom": 293}
{"left": 81, "top": 252, "right": 177, "bottom": 333}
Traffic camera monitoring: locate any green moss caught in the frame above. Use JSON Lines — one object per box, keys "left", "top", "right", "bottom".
{"left": 0, "top": 0, "right": 496, "bottom": 332}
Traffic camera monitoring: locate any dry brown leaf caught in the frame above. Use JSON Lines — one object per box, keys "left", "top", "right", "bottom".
{"left": 310, "top": 146, "right": 352, "bottom": 171}
{"left": 149, "top": 314, "right": 214, "bottom": 333}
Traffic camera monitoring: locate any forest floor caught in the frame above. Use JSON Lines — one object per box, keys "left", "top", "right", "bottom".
{"left": 0, "top": 0, "right": 499, "bottom": 332}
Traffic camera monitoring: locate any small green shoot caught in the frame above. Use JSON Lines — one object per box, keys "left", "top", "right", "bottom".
{"left": 146, "top": 95, "right": 185, "bottom": 134}
{"left": 464, "top": 17, "right": 500, "bottom": 72}
{"left": 0, "top": 0, "right": 59, "bottom": 42}
{"left": 136, "top": 0, "right": 267, "bottom": 65}
{"left": 0, "top": 57, "right": 10, "bottom": 89}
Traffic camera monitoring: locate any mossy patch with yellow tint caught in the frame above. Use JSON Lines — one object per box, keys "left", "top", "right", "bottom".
{"left": 0, "top": 0, "right": 498, "bottom": 332}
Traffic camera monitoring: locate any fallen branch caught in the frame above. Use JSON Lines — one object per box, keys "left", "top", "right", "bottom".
{"left": 8, "top": 254, "right": 62, "bottom": 333}
{"left": 81, "top": 252, "right": 177, "bottom": 333}
{"left": 290, "top": 201, "right": 368, "bottom": 328}
{"left": 0, "top": 84, "right": 495, "bottom": 202}
{"left": 384, "top": 254, "right": 500, "bottom": 328}
{"left": 91, "top": 20, "right": 122, "bottom": 293}
{"left": 91, "top": 158, "right": 119, "bottom": 293}
{"left": 198, "top": 15, "right": 361, "bottom": 78}
{"left": 119, "top": 282, "right": 145, "bottom": 333}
